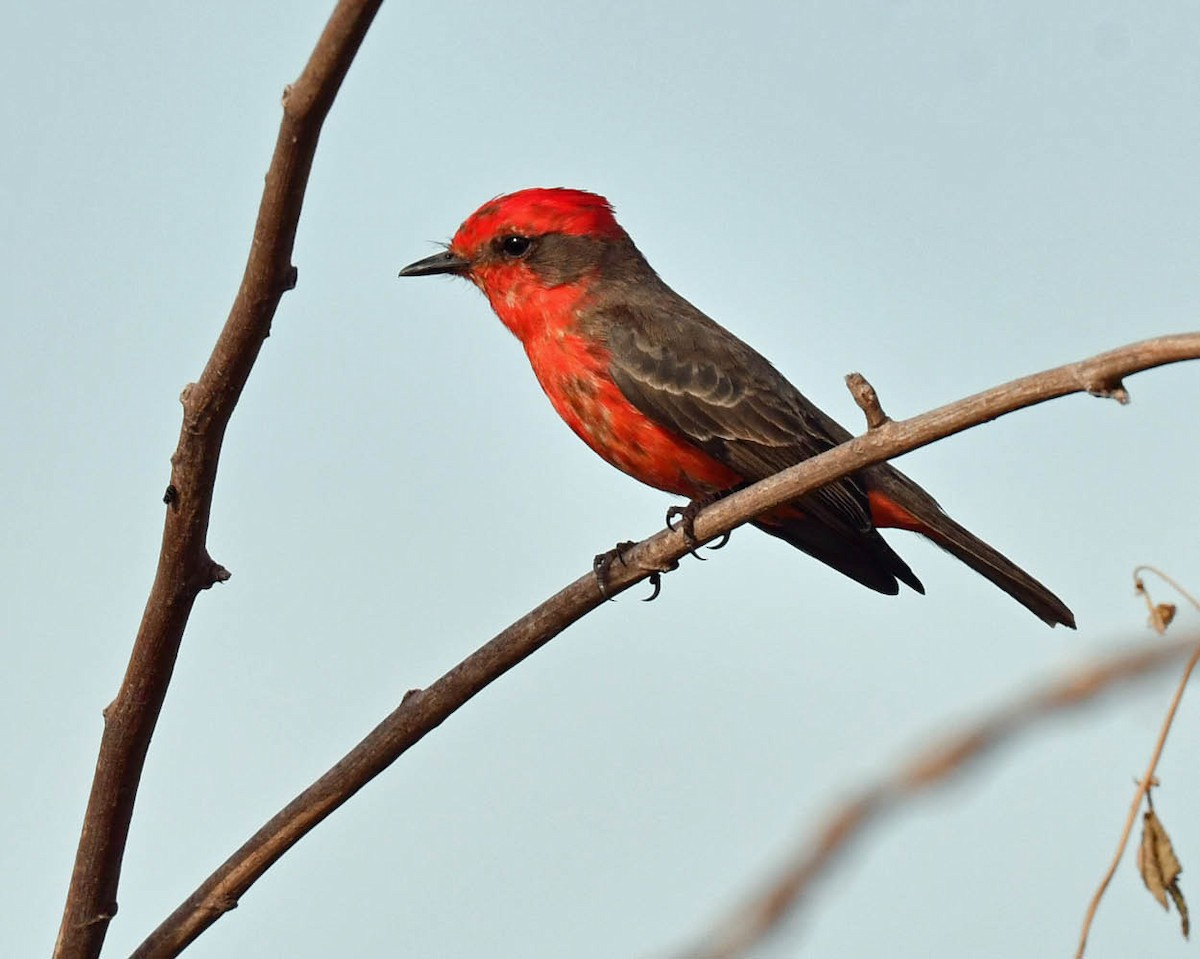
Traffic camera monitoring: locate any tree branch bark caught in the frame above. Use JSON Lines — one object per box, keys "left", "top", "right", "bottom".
{"left": 132, "top": 332, "right": 1200, "bottom": 956}
{"left": 52, "top": 4, "right": 382, "bottom": 957}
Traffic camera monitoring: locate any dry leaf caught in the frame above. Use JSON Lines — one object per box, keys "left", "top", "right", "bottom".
{"left": 1138, "top": 808, "right": 1189, "bottom": 938}
{"left": 1148, "top": 602, "right": 1178, "bottom": 633}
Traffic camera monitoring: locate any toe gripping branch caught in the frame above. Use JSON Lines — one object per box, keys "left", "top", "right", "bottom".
{"left": 591, "top": 495, "right": 732, "bottom": 604}
{"left": 593, "top": 541, "right": 673, "bottom": 602}
{"left": 665, "top": 493, "right": 731, "bottom": 559}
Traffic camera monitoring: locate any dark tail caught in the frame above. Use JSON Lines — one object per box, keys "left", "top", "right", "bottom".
{"left": 753, "top": 515, "right": 925, "bottom": 597}
{"left": 866, "top": 466, "right": 1076, "bottom": 629}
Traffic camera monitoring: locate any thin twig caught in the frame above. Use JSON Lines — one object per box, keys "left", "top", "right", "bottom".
{"left": 51, "top": 4, "right": 382, "bottom": 958}
{"left": 1074, "top": 571, "right": 1200, "bottom": 957}
{"left": 133, "top": 333, "right": 1200, "bottom": 956}
{"left": 1135, "top": 565, "right": 1200, "bottom": 627}
{"left": 683, "top": 635, "right": 1198, "bottom": 959}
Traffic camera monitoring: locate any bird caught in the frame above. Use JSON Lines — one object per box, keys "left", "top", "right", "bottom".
{"left": 399, "top": 188, "right": 1074, "bottom": 628}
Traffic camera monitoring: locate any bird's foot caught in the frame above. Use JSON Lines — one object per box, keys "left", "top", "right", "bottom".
{"left": 593, "top": 541, "right": 677, "bottom": 602}
{"left": 665, "top": 493, "right": 731, "bottom": 558}
{"left": 593, "top": 541, "right": 636, "bottom": 601}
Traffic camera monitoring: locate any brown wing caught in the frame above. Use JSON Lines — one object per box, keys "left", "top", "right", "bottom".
{"left": 590, "top": 298, "right": 923, "bottom": 595}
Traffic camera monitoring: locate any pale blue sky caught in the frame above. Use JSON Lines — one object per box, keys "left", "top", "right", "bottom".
{"left": 4, "top": 3, "right": 1200, "bottom": 957}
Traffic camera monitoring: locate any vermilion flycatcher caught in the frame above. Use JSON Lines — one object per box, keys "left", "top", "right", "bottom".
{"left": 400, "top": 188, "right": 1073, "bottom": 627}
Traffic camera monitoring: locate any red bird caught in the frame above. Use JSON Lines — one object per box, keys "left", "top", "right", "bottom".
{"left": 400, "top": 188, "right": 1073, "bottom": 627}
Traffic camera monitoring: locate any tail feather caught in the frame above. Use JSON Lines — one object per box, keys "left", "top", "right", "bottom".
{"left": 753, "top": 516, "right": 925, "bottom": 597}
{"left": 866, "top": 466, "right": 1076, "bottom": 629}
{"left": 918, "top": 511, "right": 1074, "bottom": 627}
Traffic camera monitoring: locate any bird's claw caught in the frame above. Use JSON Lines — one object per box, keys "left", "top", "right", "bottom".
{"left": 665, "top": 503, "right": 697, "bottom": 543}
{"left": 666, "top": 495, "right": 730, "bottom": 558}
{"left": 594, "top": 541, "right": 638, "bottom": 601}
{"left": 642, "top": 572, "right": 662, "bottom": 602}
{"left": 707, "top": 531, "right": 731, "bottom": 550}
{"left": 594, "top": 542, "right": 677, "bottom": 602}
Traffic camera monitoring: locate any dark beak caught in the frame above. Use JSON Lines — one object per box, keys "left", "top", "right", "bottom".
{"left": 398, "top": 250, "right": 470, "bottom": 277}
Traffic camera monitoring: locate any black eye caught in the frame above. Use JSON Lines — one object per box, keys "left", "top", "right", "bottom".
{"left": 499, "top": 234, "right": 532, "bottom": 258}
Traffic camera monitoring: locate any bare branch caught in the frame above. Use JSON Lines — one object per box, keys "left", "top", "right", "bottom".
{"left": 685, "top": 635, "right": 1199, "bottom": 959}
{"left": 688, "top": 333, "right": 1200, "bottom": 559}
{"left": 132, "top": 333, "right": 1200, "bottom": 955}
{"left": 52, "top": 4, "right": 382, "bottom": 957}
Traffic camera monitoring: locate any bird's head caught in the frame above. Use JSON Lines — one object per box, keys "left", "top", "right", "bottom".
{"left": 399, "top": 188, "right": 633, "bottom": 340}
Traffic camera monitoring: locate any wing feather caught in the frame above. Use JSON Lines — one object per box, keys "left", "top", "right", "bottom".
{"left": 596, "top": 303, "right": 872, "bottom": 535}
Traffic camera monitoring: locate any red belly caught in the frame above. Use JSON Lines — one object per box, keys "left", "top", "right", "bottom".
{"left": 525, "top": 331, "right": 742, "bottom": 498}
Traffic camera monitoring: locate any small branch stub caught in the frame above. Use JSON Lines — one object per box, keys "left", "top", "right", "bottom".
{"left": 204, "top": 560, "right": 232, "bottom": 588}
{"left": 845, "top": 372, "right": 890, "bottom": 429}
{"left": 1087, "top": 376, "right": 1131, "bottom": 404}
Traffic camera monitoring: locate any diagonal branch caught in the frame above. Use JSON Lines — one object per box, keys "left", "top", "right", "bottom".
{"left": 685, "top": 634, "right": 1199, "bottom": 959}
{"left": 52, "top": 4, "right": 382, "bottom": 958}
{"left": 132, "top": 332, "right": 1200, "bottom": 956}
